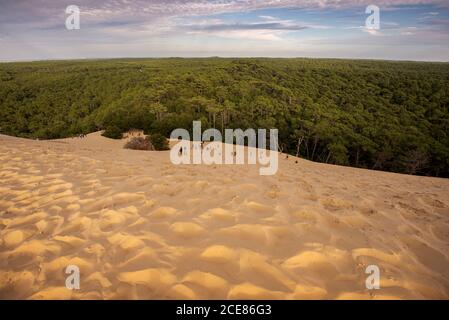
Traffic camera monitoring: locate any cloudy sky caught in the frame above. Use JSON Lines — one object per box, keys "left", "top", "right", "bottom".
{"left": 0, "top": 0, "right": 448, "bottom": 61}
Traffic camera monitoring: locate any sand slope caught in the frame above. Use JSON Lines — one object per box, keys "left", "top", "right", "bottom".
{"left": 1, "top": 132, "right": 449, "bottom": 299}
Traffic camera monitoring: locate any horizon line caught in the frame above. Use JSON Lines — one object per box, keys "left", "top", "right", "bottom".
{"left": 1, "top": 56, "right": 448, "bottom": 64}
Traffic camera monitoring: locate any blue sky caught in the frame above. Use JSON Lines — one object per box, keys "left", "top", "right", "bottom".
{"left": 0, "top": 0, "right": 448, "bottom": 61}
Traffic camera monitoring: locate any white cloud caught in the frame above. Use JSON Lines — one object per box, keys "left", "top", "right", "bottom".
{"left": 362, "top": 28, "right": 383, "bottom": 36}
{"left": 203, "top": 29, "right": 285, "bottom": 41}
{"left": 259, "top": 15, "right": 277, "bottom": 20}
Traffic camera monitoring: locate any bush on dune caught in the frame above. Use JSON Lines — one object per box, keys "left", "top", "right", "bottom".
{"left": 124, "top": 137, "right": 154, "bottom": 151}
{"left": 102, "top": 126, "right": 123, "bottom": 139}
{"left": 149, "top": 133, "right": 169, "bottom": 151}
{"left": 123, "top": 134, "right": 169, "bottom": 151}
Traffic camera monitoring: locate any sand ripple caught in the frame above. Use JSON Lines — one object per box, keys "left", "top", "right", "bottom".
{"left": 1, "top": 132, "right": 449, "bottom": 299}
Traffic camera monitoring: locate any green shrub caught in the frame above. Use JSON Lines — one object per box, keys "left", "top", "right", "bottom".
{"left": 149, "top": 133, "right": 169, "bottom": 151}
{"left": 102, "top": 126, "right": 122, "bottom": 139}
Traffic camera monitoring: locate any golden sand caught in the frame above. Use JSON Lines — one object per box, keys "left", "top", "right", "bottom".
{"left": 0, "top": 132, "right": 448, "bottom": 299}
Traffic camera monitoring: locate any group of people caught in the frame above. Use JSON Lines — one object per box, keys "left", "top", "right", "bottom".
{"left": 178, "top": 141, "right": 206, "bottom": 156}
{"left": 70, "top": 134, "right": 86, "bottom": 139}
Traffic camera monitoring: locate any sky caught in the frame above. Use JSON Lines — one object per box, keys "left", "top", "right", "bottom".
{"left": 0, "top": 0, "right": 448, "bottom": 61}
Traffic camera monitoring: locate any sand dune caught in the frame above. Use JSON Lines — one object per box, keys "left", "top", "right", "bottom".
{"left": 1, "top": 132, "right": 449, "bottom": 299}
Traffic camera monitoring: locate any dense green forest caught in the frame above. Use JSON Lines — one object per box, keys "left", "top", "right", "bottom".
{"left": 0, "top": 58, "right": 448, "bottom": 177}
